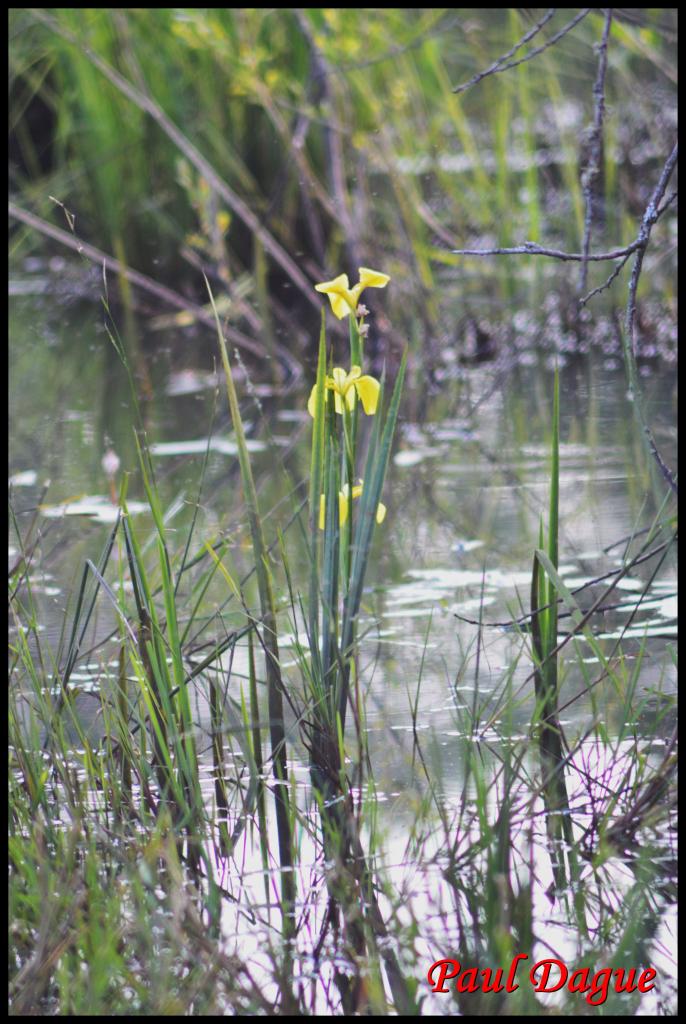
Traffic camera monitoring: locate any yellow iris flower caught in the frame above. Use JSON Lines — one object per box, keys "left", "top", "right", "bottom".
{"left": 315, "top": 267, "right": 390, "bottom": 319}
{"left": 307, "top": 365, "right": 380, "bottom": 418}
{"left": 319, "top": 481, "right": 387, "bottom": 530}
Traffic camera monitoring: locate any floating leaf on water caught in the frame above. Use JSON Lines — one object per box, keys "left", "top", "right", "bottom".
{"left": 165, "top": 369, "right": 220, "bottom": 396}
{"left": 8, "top": 278, "right": 50, "bottom": 296}
{"left": 373, "top": 636, "right": 437, "bottom": 646}
{"left": 382, "top": 607, "right": 440, "bottom": 619}
{"left": 449, "top": 596, "right": 496, "bottom": 614}
{"left": 277, "top": 409, "right": 309, "bottom": 422}
{"left": 393, "top": 447, "right": 442, "bottom": 468}
{"left": 430, "top": 423, "right": 475, "bottom": 442}
{"left": 277, "top": 630, "right": 312, "bottom": 649}
{"left": 650, "top": 580, "right": 678, "bottom": 593}
{"left": 597, "top": 622, "right": 678, "bottom": 640}
{"left": 634, "top": 595, "right": 677, "bottom": 620}
{"left": 450, "top": 539, "right": 484, "bottom": 554}
{"left": 9, "top": 470, "right": 38, "bottom": 486}
{"left": 384, "top": 582, "right": 445, "bottom": 607}
{"left": 27, "top": 583, "right": 62, "bottom": 596}
{"left": 405, "top": 567, "right": 532, "bottom": 589}
{"left": 39, "top": 495, "right": 148, "bottom": 523}
{"left": 150, "top": 437, "right": 266, "bottom": 456}
{"left": 562, "top": 574, "right": 644, "bottom": 592}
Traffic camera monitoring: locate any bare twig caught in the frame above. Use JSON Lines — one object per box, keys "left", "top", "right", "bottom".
{"left": 453, "top": 9, "right": 592, "bottom": 94}
{"left": 578, "top": 250, "right": 632, "bottom": 305}
{"left": 8, "top": 200, "right": 302, "bottom": 374}
{"left": 296, "top": 11, "right": 410, "bottom": 363}
{"left": 453, "top": 9, "right": 556, "bottom": 94}
{"left": 452, "top": 239, "right": 642, "bottom": 261}
{"left": 453, "top": 535, "right": 675, "bottom": 630}
{"left": 484, "top": 530, "right": 677, "bottom": 738}
{"left": 453, "top": 146, "right": 676, "bottom": 318}
{"left": 623, "top": 141, "right": 678, "bottom": 493}
{"left": 625, "top": 143, "right": 679, "bottom": 341}
{"left": 579, "top": 9, "right": 613, "bottom": 294}
{"left": 337, "top": 10, "right": 457, "bottom": 73}
{"left": 453, "top": 131, "right": 677, "bottom": 491}
{"left": 578, "top": 189, "right": 677, "bottom": 306}
{"left": 657, "top": 189, "right": 678, "bottom": 216}
{"left": 294, "top": 10, "right": 362, "bottom": 285}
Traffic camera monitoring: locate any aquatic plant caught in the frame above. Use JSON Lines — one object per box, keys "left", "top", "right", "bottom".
{"left": 8, "top": 8, "right": 677, "bottom": 1014}
{"left": 315, "top": 267, "right": 391, "bottom": 320}
{"left": 307, "top": 364, "right": 381, "bottom": 418}
{"left": 8, "top": 337, "right": 677, "bottom": 1013}
{"left": 207, "top": 263, "right": 410, "bottom": 1010}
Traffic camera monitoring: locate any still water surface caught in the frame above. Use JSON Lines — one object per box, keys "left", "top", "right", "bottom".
{"left": 9, "top": 293, "right": 677, "bottom": 1010}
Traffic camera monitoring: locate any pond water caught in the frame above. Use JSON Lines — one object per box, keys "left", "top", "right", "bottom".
{"left": 9, "top": 289, "right": 677, "bottom": 701}
{"left": 9, "top": 291, "right": 677, "bottom": 1012}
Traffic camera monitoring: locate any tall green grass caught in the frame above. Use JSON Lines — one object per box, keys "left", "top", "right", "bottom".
{"left": 207, "top": 268, "right": 412, "bottom": 1011}
{"left": 9, "top": 351, "right": 677, "bottom": 1013}
{"left": 8, "top": 9, "right": 678, "bottom": 1007}
{"left": 10, "top": 9, "right": 677, "bottom": 367}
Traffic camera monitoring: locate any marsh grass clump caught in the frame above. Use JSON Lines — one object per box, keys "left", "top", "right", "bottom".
{"left": 9, "top": 10, "right": 677, "bottom": 374}
{"left": 10, "top": 261, "right": 677, "bottom": 1014}
{"left": 209, "top": 266, "right": 413, "bottom": 1012}
{"left": 8, "top": 8, "right": 677, "bottom": 1010}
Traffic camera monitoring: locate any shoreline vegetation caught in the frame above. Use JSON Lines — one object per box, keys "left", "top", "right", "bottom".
{"left": 10, "top": 11, "right": 677, "bottom": 366}
{"left": 9, "top": 9, "right": 676, "bottom": 1016}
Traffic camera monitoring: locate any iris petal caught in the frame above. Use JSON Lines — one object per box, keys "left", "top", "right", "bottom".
{"left": 331, "top": 367, "right": 348, "bottom": 390}
{"left": 338, "top": 491, "right": 349, "bottom": 526}
{"left": 329, "top": 293, "right": 353, "bottom": 319}
{"left": 348, "top": 282, "right": 364, "bottom": 309}
{"left": 315, "top": 274, "right": 358, "bottom": 319}
{"left": 324, "top": 280, "right": 358, "bottom": 316}
{"left": 358, "top": 267, "right": 390, "bottom": 289}
{"left": 353, "top": 375, "right": 380, "bottom": 415}
{"left": 315, "top": 273, "right": 350, "bottom": 295}
{"left": 315, "top": 269, "right": 390, "bottom": 318}
{"left": 307, "top": 385, "right": 317, "bottom": 418}
{"left": 318, "top": 483, "right": 387, "bottom": 530}
{"left": 309, "top": 367, "right": 380, "bottom": 418}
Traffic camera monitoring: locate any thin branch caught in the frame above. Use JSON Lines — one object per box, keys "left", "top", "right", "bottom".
{"left": 483, "top": 532, "right": 677, "bottom": 739}
{"left": 454, "top": 134, "right": 677, "bottom": 496}
{"left": 657, "top": 189, "right": 678, "bottom": 216}
{"left": 452, "top": 239, "right": 642, "bottom": 261}
{"left": 8, "top": 200, "right": 301, "bottom": 373}
{"left": 453, "top": 146, "right": 676, "bottom": 301}
{"left": 628, "top": 145, "right": 679, "bottom": 293}
{"left": 578, "top": 250, "right": 632, "bottom": 305}
{"left": 578, "top": 189, "right": 677, "bottom": 306}
{"left": 294, "top": 9, "right": 361, "bottom": 281}
{"left": 623, "top": 141, "right": 678, "bottom": 493}
{"left": 453, "top": 9, "right": 592, "bottom": 94}
{"left": 452, "top": 9, "right": 557, "bottom": 95}
{"left": 336, "top": 10, "right": 458, "bottom": 74}
{"left": 579, "top": 9, "right": 613, "bottom": 294}
{"left": 453, "top": 535, "right": 675, "bottom": 630}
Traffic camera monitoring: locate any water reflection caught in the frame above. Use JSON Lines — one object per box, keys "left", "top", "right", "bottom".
{"left": 9, "top": 295, "right": 677, "bottom": 1011}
